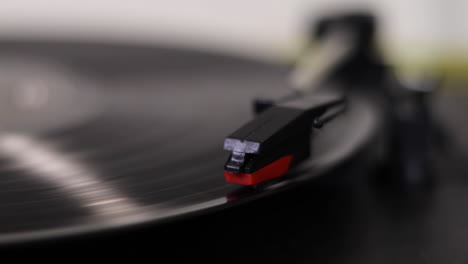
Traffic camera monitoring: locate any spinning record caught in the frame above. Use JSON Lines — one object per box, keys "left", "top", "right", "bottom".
{"left": 0, "top": 40, "right": 381, "bottom": 244}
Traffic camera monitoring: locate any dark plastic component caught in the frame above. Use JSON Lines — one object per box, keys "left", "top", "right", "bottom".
{"left": 313, "top": 11, "right": 376, "bottom": 51}
{"left": 311, "top": 11, "right": 386, "bottom": 87}
{"left": 224, "top": 94, "right": 345, "bottom": 175}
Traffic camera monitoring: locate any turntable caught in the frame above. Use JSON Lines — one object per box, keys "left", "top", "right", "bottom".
{"left": 0, "top": 7, "right": 468, "bottom": 264}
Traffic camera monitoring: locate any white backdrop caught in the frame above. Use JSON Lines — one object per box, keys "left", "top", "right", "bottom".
{"left": 0, "top": 0, "right": 466, "bottom": 63}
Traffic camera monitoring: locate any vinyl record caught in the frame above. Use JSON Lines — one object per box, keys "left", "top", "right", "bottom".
{"left": 0, "top": 40, "right": 381, "bottom": 244}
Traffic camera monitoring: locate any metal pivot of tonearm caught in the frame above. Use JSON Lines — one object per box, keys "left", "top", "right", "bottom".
{"left": 222, "top": 12, "right": 379, "bottom": 186}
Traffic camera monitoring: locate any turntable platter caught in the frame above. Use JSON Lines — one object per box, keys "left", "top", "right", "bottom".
{"left": 0, "top": 40, "right": 380, "bottom": 244}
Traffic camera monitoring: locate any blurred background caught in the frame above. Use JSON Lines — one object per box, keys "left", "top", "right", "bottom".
{"left": 0, "top": 0, "right": 468, "bottom": 258}
{"left": 0, "top": 0, "right": 467, "bottom": 81}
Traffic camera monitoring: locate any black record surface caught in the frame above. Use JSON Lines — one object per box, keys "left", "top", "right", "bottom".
{"left": 0, "top": 40, "right": 380, "bottom": 244}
